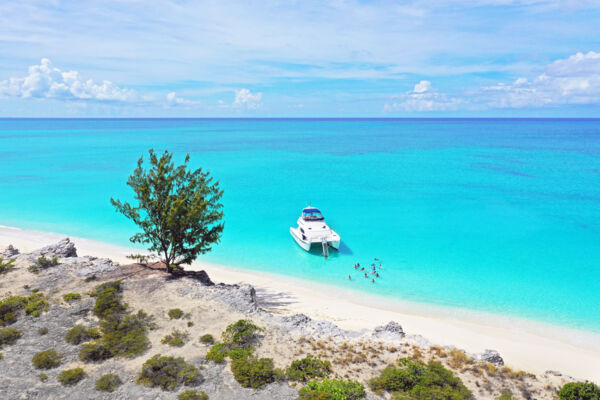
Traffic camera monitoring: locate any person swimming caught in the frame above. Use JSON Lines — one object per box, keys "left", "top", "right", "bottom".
{"left": 364, "top": 273, "right": 368, "bottom": 278}
{"left": 348, "top": 275, "right": 352, "bottom": 280}
{"left": 376, "top": 272, "right": 380, "bottom": 277}
{"left": 371, "top": 278, "right": 375, "bottom": 283}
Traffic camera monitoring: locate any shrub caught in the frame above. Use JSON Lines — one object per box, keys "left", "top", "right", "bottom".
{"left": 32, "top": 349, "right": 63, "bottom": 369}
{"left": 95, "top": 373, "right": 123, "bottom": 392}
{"left": 38, "top": 373, "right": 48, "bottom": 382}
{"left": 86, "top": 327, "right": 102, "bottom": 339}
{"left": 136, "top": 354, "right": 201, "bottom": 391}
{"left": 85, "top": 274, "right": 97, "bottom": 282}
{"left": 223, "top": 320, "right": 262, "bottom": 348}
{"left": 298, "top": 379, "right": 366, "bottom": 400}
{"left": 205, "top": 343, "right": 227, "bottom": 363}
{"left": 287, "top": 354, "right": 331, "bottom": 382}
{"left": 162, "top": 329, "right": 189, "bottom": 347}
{"left": 169, "top": 308, "right": 184, "bottom": 319}
{"left": 66, "top": 325, "right": 93, "bottom": 345}
{"left": 100, "top": 310, "right": 153, "bottom": 357}
{"left": 558, "top": 381, "right": 600, "bottom": 400}
{"left": 188, "top": 321, "right": 194, "bottom": 327}
{"left": 200, "top": 334, "right": 214, "bottom": 344}
{"left": 0, "top": 296, "right": 27, "bottom": 325}
{"left": 178, "top": 389, "right": 209, "bottom": 400}
{"left": 228, "top": 347, "right": 254, "bottom": 361}
{"left": 24, "top": 293, "right": 49, "bottom": 317}
{"left": 0, "top": 258, "right": 16, "bottom": 275}
{"left": 230, "top": 356, "right": 282, "bottom": 389}
{"left": 58, "top": 367, "right": 86, "bottom": 386}
{"left": 39, "top": 327, "right": 49, "bottom": 335}
{"left": 0, "top": 327, "right": 22, "bottom": 346}
{"left": 63, "top": 293, "right": 82, "bottom": 302}
{"left": 37, "top": 255, "right": 59, "bottom": 268}
{"left": 28, "top": 264, "right": 40, "bottom": 274}
{"left": 0, "top": 352, "right": 3, "bottom": 359}
{"left": 79, "top": 342, "right": 113, "bottom": 362}
{"left": 497, "top": 391, "right": 515, "bottom": 400}
{"left": 93, "top": 281, "right": 126, "bottom": 319}
{"left": 369, "top": 359, "right": 425, "bottom": 393}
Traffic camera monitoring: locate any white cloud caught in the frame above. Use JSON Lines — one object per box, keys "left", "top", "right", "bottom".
{"left": 233, "top": 88, "right": 262, "bottom": 109}
{"left": 166, "top": 91, "right": 197, "bottom": 106}
{"left": 483, "top": 51, "right": 600, "bottom": 108}
{"left": 384, "top": 81, "right": 462, "bottom": 112}
{"left": 0, "top": 58, "right": 141, "bottom": 103}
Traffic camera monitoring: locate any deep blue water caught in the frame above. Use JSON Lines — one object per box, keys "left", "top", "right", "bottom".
{"left": 1, "top": 118, "right": 599, "bottom": 332}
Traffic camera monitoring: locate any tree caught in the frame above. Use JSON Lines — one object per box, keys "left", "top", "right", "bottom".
{"left": 558, "top": 382, "right": 600, "bottom": 400}
{"left": 111, "top": 150, "right": 224, "bottom": 272}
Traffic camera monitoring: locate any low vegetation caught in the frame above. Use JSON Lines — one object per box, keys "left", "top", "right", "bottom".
{"left": 205, "top": 343, "right": 227, "bottom": 363}
{"left": 38, "top": 373, "right": 48, "bottom": 382}
{"left": 200, "top": 334, "right": 214, "bottom": 344}
{"left": 0, "top": 327, "right": 22, "bottom": 346}
{"left": 32, "top": 349, "right": 63, "bottom": 369}
{"left": 65, "top": 325, "right": 101, "bottom": 344}
{"left": 369, "top": 358, "right": 472, "bottom": 399}
{"left": 0, "top": 293, "right": 50, "bottom": 325}
{"left": 222, "top": 319, "right": 262, "bottom": 348}
{"left": 38, "top": 327, "right": 49, "bottom": 335}
{"left": 230, "top": 355, "right": 283, "bottom": 389}
{"left": 162, "top": 329, "right": 189, "bottom": 347}
{"left": 58, "top": 367, "right": 86, "bottom": 386}
{"left": 558, "top": 381, "right": 600, "bottom": 400}
{"left": 168, "top": 308, "right": 184, "bottom": 319}
{"left": 79, "top": 342, "right": 113, "bottom": 362}
{"left": 95, "top": 373, "right": 123, "bottom": 392}
{"left": 0, "top": 257, "right": 16, "bottom": 275}
{"left": 28, "top": 255, "right": 59, "bottom": 273}
{"left": 178, "top": 389, "right": 209, "bottom": 400}
{"left": 287, "top": 354, "right": 331, "bottom": 382}
{"left": 63, "top": 292, "right": 82, "bottom": 302}
{"left": 298, "top": 379, "right": 366, "bottom": 400}
{"left": 136, "top": 354, "right": 201, "bottom": 391}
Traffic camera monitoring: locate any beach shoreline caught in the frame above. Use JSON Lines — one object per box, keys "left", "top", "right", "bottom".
{"left": 1, "top": 224, "right": 599, "bottom": 382}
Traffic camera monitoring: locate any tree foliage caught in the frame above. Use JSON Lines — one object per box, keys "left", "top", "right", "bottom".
{"left": 111, "top": 150, "right": 224, "bottom": 271}
{"left": 558, "top": 382, "right": 600, "bottom": 400}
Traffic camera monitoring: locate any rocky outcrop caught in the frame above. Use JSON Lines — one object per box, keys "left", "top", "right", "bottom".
{"left": 373, "top": 321, "right": 405, "bottom": 337}
{"left": 278, "top": 313, "right": 351, "bottom": 338}
{"left": 477, "top": 349, "right": 504, "bottom": 365}
{"left": 31, "top": 238, "right": 77, "bottom": 258}
{"left": 1, "top": 244, "right": 19, "bottom": 258}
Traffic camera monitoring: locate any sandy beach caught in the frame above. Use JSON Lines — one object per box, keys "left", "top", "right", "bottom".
{"left": 1, "top": 224, "right": 599, "bottom": 382}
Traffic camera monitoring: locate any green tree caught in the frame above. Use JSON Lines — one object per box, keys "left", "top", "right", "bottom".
{"left": 558, "top": 382, "right": 600, "bottom": 400}
{"left": 111, "top": 150, "right": 224, "bottom": 272}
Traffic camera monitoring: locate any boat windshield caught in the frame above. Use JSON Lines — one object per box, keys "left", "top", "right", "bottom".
{"left": 302, "top": 209, "right": 324, "bottom": 221}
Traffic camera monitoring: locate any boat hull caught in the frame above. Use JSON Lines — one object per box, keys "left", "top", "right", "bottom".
{"left": 289, "top": 227, "right": 340, "bottom": 252}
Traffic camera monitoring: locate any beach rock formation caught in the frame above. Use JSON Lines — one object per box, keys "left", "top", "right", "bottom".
{"left": 31, "top": 238, "right": 77, "bottom": 258}
{"left": 1, "top": 244, "right": 19, "bottom": 258}
{"left": 478, "top": 349, "right": 504, "bottom": 365}
{"left": 278, "top": 313, "right": 350, "bottom": 338}
{"left": 373, "top": 321, "right": 405, "bottom": 337}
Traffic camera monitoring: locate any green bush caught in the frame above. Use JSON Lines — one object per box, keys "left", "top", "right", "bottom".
{"left": 187, "top": 321, "right": 194, "bottom": 327}
{"left": 63, "top": 293, "right": 82, "bottom": 302}
{"left": 136, "top": 354, "right": 201, "bottom": 391}
{"left": 93, "top": 281, "right": 126, "bottom": 319}
{"left": 178, "top": 389, "right": 209, "bottom": 400}
{"left": 0, "top": 352, "right": 3, "bottom": 359}
{"left": 86, "top": 327, "right": 101, "bottom": 339}
{"left": 100, "top": 310, "right": 153, "bottom": 357}
{"left": 58, "top": 367, "right": 86, "bottom": 386}
{"left": 222, "top": 320, "right": 262, "bottom": 348}
{"left": 79, "top": 342, "right": 113, "bottom": 362}
{"left": 32, "top": 349, "right": 63, "bottom": 369}
{"left": 65, "top": 325, "right": 95, "bottom": 345}
{"left": 230, "top": 356, "right": 282, "bottom": 389}
{"left": 558, "top": 381, "right": 600, "bottom": 400}
{"left": 95, "top": 373, "right": 123, "bottom": 392}
{"left": 0, "top": 258, "right": 16, "bottom": 275}
{"left": 205, "top": 343, "right": 227, "bottom": 363}
{"left": 287, "top": 354, "right": 331, "bottom": 382}
{"left": 371, "top": 358, "right": 472, "bottom": 400}
{"left": 24, "top": 293, "right": 49, "bottom": 317}
{"left": 169, "top": 308, "right": 184, "bottom": 319}
{"left": 0, "top": 296, "right": 27, "bottom": 325}
{"left": 37, "top": 255, "right": 59, "bottom": 268}
{"left": 85, "top": 274, "right": 97, "bottom": 282}
{"left": 39, "top": 327, "right": 49, "bottom": 335}
{"left": 496, "top": 392, "right": 514, "bottom": 400}
{"left": 0, "top": 327, "right": 22, "bottom": 345}
{"left": 28, "top": 264, "right": 40, "bottom": 274}
{"left": 38, "top": 373, "right": 48, "bottom": 382}
{"left": 200, "top": 334, "right": 214, "bottom": 344}
{"left": 228, "top": 347, "right": 254, "bottom": 361}
{"left": 162, "top": 329, "right": 189, "bottom": 347}
{"left": 299, "top": 379, "right": 366, "bottom": 400}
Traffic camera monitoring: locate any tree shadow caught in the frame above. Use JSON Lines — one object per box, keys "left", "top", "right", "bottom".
{"left": 253, "top": 287, "right": 298, "bottom": 312}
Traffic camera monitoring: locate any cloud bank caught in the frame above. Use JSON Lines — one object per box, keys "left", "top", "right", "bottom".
{"left": 384, "top": 81, "right": 462, "bottom": 112}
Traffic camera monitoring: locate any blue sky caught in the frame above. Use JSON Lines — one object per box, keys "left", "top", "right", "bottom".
{"left": 1, "top": 0, "right": 600, "bottom": 117}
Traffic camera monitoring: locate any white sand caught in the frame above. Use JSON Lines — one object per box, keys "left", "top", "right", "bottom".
{"left": 1, "top": 224, "right": 599, "bottom": 382}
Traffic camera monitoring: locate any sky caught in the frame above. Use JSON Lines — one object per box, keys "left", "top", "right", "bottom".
{"left": 1, "top": 0, "right": 600, "bottom": 117}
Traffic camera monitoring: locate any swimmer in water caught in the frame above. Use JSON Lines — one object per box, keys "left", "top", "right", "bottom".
{"left": 348, "top": 275, "right": 352, "bottom": 280}
{"left": 364, "top": 273, "right": 368, "bottom": 278}
{"left": 371, "top": 278, "right": 375, "bottom": 283}
{"left": 376, "top": 272, "right": 380, "bottom": 277}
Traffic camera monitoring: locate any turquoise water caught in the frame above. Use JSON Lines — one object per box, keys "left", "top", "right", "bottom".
{"left": 1, "top": 118, "right": 599, "bottom": 332}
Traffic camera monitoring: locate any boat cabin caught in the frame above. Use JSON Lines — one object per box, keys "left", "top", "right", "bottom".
{"left": 302, "top": 207, "right": 324, "bottom": 221}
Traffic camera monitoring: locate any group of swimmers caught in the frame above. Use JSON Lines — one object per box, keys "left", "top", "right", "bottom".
{"left": 348, "top": 258, "right": 383, "bottom": 283}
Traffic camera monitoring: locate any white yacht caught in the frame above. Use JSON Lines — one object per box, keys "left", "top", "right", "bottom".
{"left": 290, "top": 206, "right": 341, "bottom": 256}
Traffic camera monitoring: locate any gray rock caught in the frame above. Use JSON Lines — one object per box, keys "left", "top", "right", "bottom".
{"left": 1, "top": 244, "right": 19, "bottom": 258}
{"left": 278, "top": 313, "right": 351, "bottom": 338}
{"left": 31, "top": 238, "right": 77, "bottom": 258}
{"left": 373, "top": 321, "right": 405, "bottom": 337}
{"left": 478, "top": 349, "right": 504, "bottom": 365}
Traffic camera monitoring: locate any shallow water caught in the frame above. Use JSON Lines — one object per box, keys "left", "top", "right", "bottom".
{"left": 1, "top": 118, "right": 599, "bottom": 332}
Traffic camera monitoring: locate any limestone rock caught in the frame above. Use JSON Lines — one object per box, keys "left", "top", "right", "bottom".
{"left": 478, "top": 349, "right": 504, "bottom": 365}
{"left": 32, "top": 238, "right": 77, "bottom": 258}
{"left": 1, "top": 244, "right": 19, "bottom": 258}
{"left": 373, "top": 321, "right": 405, "bottom": 337}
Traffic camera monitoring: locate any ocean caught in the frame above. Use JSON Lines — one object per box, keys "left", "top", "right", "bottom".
{"left": 1, "top": 118, "right": 599, "bottom": 333}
